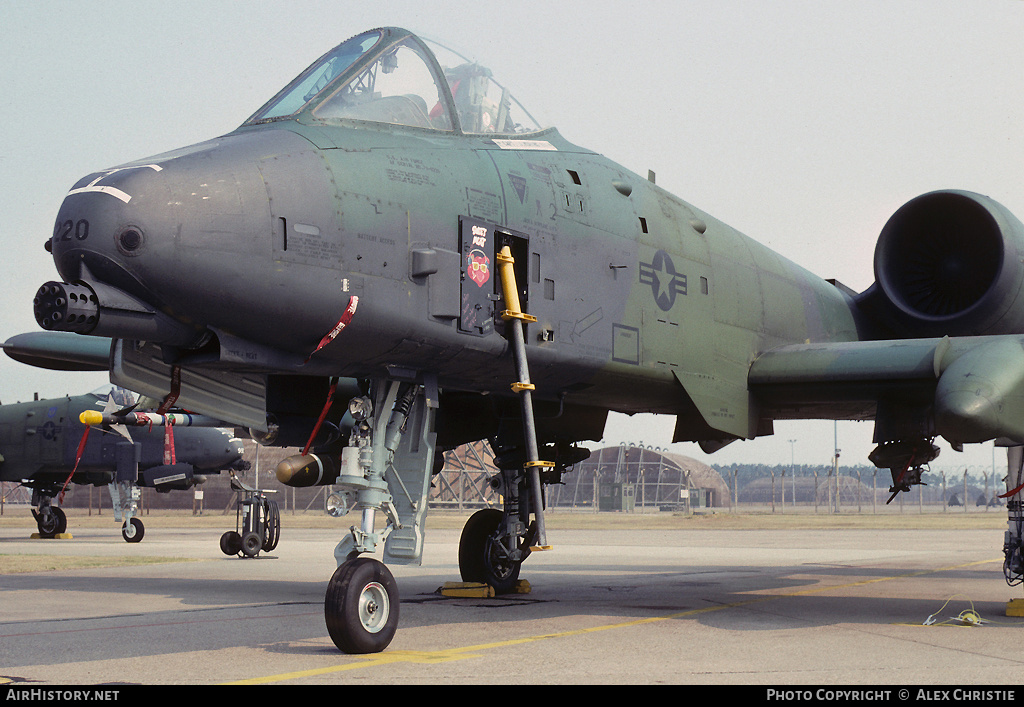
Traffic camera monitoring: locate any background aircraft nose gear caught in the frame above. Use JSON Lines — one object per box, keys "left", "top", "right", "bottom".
{"left": 121, "top": 517, "right": 144, "bottom": 542}
{"left": 220, "top": 475, "right": 280, "bottom": 557}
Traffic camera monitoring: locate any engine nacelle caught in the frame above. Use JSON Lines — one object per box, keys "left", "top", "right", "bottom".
{"left": 857, "top": 190, "right": 1024, "bottom": 338}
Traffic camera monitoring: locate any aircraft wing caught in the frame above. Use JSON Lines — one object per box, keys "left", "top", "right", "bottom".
{"left": 1, "top": 331, "right": 111, "bottom": 371}
{"left": 749, "top": 333, "right": 1024, "bottom": 446}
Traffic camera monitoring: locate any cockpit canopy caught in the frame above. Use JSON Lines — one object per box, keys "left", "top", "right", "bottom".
{"left": 245, "top": 27, "right": 543, "bottom": 135}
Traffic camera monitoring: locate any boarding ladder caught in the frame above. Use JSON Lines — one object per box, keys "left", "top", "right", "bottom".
{"left": 496, "top": 246, "right": 553, "bottom": 551}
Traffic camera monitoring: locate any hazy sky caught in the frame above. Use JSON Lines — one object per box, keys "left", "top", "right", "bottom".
{"left": 1, "top": 1, "right": 1022, "bottom": 476}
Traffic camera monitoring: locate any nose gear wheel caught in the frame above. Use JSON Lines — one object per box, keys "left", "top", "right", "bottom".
{"left": 121, "top": 517, "right": 145, "bottom": 543}
{"left": 325, "top": 557, "right": 399, "bottom": 654}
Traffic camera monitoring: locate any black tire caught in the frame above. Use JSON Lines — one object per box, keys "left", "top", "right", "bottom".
{"left": 263, "top": 499, "right": 281, "bottom": 552}
{"left": 260, "top": 499, "right": 271, "bottom": 549}
{"left": 36, "top": 506, "right": 67, "bottom": 538}
{"left": 458, "top": 508, "right": 521, "bottom": 594}
{"left": 51, "top": 507, "right": 67, "bottom": 536}
{"left": 220, "top": 531, "right": 242, "bottom": 555}
{"left": 325, "top": 557, "right": 399, "bottom": 654}
{"left": 122, "top": 517, "right": 144, "bottom": 543}
{"left": 241, "top": 530, "right": 262, "bottom": 557}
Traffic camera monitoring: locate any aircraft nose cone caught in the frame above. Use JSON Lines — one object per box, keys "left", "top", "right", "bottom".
{"left": 39, "top": 128, "right": 337, "bottom": 354}
{"left": 216, "top": 433, "right": 245, "bottom": 462}
{"left": 50, "top": 164, "right": 169, "bottom": 289}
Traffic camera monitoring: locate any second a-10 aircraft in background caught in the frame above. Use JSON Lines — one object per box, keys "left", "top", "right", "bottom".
{"left": 20, "top": 26, "right": 1024, "bottom": 653}
{"left": 1, "top": 333, "right": 248, "bottom": 542}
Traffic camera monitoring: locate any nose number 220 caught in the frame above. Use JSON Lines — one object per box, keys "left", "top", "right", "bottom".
{"left": 52, "top": 218, "right": 90, "bottom": 242}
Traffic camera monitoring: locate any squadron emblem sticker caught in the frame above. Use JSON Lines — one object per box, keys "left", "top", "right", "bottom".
{"left": 467, "top": 249, "right": 491, "bottom": 287}
{"left": 459, "top": 217, "right": 495, "bottom": 336}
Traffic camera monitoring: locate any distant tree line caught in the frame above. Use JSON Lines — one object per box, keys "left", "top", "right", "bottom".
{"left": 710, "top": 463, "right": 1000, "bottom": 489}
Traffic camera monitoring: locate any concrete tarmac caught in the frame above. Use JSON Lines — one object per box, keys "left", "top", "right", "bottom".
{"left": 1, "top": 515, "right": 1022, "bottom": 685}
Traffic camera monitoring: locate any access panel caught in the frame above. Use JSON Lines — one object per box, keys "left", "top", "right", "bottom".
{"left": 459, "top": 216, "right": 495, "bottom": 336}
{"left": 458, "top": 217, "right": 531, "bottom": 337}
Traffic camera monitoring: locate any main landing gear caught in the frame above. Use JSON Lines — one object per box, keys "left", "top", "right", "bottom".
{"left": 1002, "top": 445, "right": 1024, "bottom": 587}
{"left": 30, "top": 489, "right": 67, "bottom": 538}
{"left": 455, "top": 440, "right": 586, "bottom": 595}
{"left": 459, "top": 508, "right": 524, "bottom": 593}
{"left": 29, "top": 478, "right": 145, "bottom": 542}
{"left": 451, "top": 244, "right": 567, "bottom": 595}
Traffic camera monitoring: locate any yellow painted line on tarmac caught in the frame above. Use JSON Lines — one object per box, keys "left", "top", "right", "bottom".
{"left": 224, "top": 557, "right": 1002, "bottom": 685}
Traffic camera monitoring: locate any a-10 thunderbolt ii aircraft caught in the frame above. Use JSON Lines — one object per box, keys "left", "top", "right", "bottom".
{"left": 1, "top": 334, "right": 248, "bottom": 541}
{"left": 22, "top": 25, "right": 1024, "bottom": 653}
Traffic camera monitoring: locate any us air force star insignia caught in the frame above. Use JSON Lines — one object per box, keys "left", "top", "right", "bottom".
{"left": 639, "top": 249, "right": 687, "bottom": 311}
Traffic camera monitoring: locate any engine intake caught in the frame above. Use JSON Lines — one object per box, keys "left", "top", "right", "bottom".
{"left": 858, "top": 190, "right": 1024, "bottom": 338}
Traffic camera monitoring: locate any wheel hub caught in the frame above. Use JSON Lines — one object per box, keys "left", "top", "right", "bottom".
{"left": 39, "top": 514, "right": 58, "bottom": 534}
{"left": 486, "top": 537, "right": 517, "bottom": 580}
{"left": 359, "top": 582, "right": 389, "bottom": 633}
